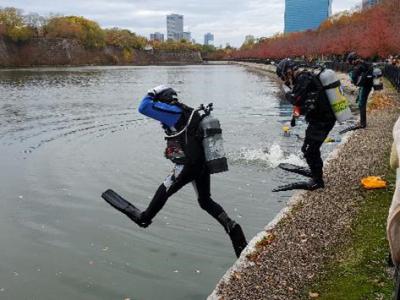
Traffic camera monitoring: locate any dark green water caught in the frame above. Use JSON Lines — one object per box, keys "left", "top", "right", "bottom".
{"left": 0, "top": 65, "right": 339, "bottom": 300}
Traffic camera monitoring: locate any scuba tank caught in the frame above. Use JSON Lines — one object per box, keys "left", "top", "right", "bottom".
{"left": 199, "top": 103, "right": 228, "bottom": 174}
{"left": 317, "top": 68, "right": 352, "bottom": 123}
{"left": 372, "top": 67, "right": 383, "bottom": 91}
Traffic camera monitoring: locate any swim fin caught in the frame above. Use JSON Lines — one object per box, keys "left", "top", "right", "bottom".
{"left": 101, "top": 189, "right": 151, "bottom": 227}
{"left": 278, "top": 163, "right": 312, "bottom": 178}
{"left": 272, "top": 180, "right": 324, "bottom": 192}
{"left": 339, "top": 124, "right": 365, "bottom": 134}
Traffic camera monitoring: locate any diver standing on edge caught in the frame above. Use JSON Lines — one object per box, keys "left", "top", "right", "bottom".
{"left": 102, "top": 85, "right": 247, "bottom": 257}
{"left": 345, "top": 52, "right": 374, "bottom": 131}
{"left": 273, "top": 59, "right": 339, "bottom": 192}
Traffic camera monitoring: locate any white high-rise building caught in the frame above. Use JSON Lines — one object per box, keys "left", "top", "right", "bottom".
{"left": 204, "top": 33, "right": 214, "bottom": 45}
{"left": 167, "top": 14, "right": 184, "bottom": 41}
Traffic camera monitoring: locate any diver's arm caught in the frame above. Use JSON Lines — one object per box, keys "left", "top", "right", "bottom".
{"left": 138, "top": 95, "right": 182, "bottom": 116}
{"left": 138, "top": 95, "right": 182, "bottom": 127}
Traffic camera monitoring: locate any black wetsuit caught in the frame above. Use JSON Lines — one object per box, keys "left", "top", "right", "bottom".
{"left": 140, "top": 104, "right": 247, "bottom": 257}
{"left": 287, "top": 70, "right": 336, "bottom": 183}
{"left": 350, "top": 61, "right": 373, "bottom": 127}
{"left": 140, "top": 106, "right": 223, "bottom": 222}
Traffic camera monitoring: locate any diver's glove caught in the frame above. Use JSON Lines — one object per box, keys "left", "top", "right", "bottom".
{"left": 147, "top": 85, "right": 170, "bottom": 97}
{"left": 285, "top": 91, "right": 294, "bottom": 103}
{"left": 147, "top": 85, "right": 178, "bottom": 103}
{"left": 282, "top": 84, "right": 291, "bottom": 93}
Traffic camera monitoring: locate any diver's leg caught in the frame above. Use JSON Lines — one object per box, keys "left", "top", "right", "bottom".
{"left": 140, "top": 164, "right": 195, "bottom": 226}
{"left": 359, "top": 86, "right": 372, "bottom": 128}
{"left": 193, "top": 169, "right": 247, "bottom": 257}
{"left": 273, "top": 122, "right": 335, "bottom": 192}
{"left": 302, "top": 139, "right": 324, "bottom": 186}
{"left": 302, "top": 122, "right": 335, "bottom": 187}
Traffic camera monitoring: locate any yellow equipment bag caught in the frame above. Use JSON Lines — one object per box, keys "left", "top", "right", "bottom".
{"left": 361, "top": 176, "right": 387, "bottom": 189}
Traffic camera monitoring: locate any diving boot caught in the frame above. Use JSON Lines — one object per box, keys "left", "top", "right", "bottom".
{"left": 217, "top": 212, "right": 248, "bottom": 258}
{"left": 272, "top": 178, "right": 324, "bottom": 192}
{"left": 102, "top": 189, "right": 151, "bottom": 228}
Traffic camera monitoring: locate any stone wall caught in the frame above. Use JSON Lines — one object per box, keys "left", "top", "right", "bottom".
{"left": 0, "top": 38, "right": 203, "bottom": 67}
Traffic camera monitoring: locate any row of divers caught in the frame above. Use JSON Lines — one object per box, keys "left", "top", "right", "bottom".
{"left": 102, "top": 53, "right": 384, "bottom": 257}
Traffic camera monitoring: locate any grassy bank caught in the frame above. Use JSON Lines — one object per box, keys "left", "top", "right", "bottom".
{"left": 304, "top": 161, "right": 396, "bottom": 299}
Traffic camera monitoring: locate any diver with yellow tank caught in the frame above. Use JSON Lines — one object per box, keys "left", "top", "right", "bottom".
{"left": 274, "top": 59, "right": 352, "bottom": 192}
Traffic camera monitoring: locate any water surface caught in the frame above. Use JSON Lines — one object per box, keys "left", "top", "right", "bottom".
{"left": 0, "top": 65, "right": 341, "bottom": 300}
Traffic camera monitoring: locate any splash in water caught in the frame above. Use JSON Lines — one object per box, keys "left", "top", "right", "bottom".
{"left": 229, "top": 143, "right": 306, "bottom": 168}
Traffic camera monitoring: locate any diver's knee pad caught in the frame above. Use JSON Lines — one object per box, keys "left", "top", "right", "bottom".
{"left": 163, "top": 164, "right": 184, "bottom": 191}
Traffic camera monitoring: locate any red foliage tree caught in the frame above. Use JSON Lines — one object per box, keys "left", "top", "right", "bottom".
{"left": 231, "top": 0, "right": 400, "bottom": 60}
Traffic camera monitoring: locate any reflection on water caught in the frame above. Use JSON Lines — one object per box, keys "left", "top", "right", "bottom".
{"left": 0, "top": 65, "right": 344, "bottom": 300}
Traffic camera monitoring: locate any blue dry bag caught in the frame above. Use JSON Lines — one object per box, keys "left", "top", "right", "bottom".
{"left": 138, "top": 96, "right": 183, "bottom": 127}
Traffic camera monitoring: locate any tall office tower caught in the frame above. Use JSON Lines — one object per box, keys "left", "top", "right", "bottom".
{"left": 362, "top": 0, "right": 381, "bottom": 9}
{"left": 167, "top": 14, "right": 184, "bottom": 41}
{"left": 204, "top": 33, "right": 214, "bottom": 45}
{"left": 284, "top": 0, "right": 332, "bottom": 33}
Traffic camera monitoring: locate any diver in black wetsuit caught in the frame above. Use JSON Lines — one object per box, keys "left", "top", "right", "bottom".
{"left": 347, "top": 52, "right": 374, "bottom": 129}
{"left": 103, "top": 85, "right": 247, "bottom": 257}
{"left": 274, "top": 59, "right": 336, "bottom": 191}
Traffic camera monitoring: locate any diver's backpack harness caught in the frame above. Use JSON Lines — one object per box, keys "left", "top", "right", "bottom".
{"left": 164, "top": 103, "right": 229, "bottom": 174}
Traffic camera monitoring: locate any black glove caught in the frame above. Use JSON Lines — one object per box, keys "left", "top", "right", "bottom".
{"left": 285, "top": 91, "right": 294, "bottom": 103}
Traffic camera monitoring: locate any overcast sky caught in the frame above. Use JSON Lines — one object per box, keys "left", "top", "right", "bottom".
{"left": 2, "top": 0, "right": 361, "bottom": 47}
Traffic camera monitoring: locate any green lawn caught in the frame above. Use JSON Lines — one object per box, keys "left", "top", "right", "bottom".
{"left": 305, "top": 166, "right": 396, "bottom": 300}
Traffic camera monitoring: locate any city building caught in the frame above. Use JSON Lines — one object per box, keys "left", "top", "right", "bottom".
{"left": 150, "top": 32, "right": 164, "bottom": 42}
{"left": 362, "top": 0, "right": 381, "bottom": 9}
{"left": 245, "top": 35, "right": 255, "bottom": 43}
{"left": 204, "top": 32, "right": 214, "bottom": 45}
{"left": 182, "top": 32, "right": 191, "bottom": 42}
{"left": 284, "top": 0, "right": 332, "bottom": 33}
{"left": 167, "top": 14, "right": 183, "bottom": 41}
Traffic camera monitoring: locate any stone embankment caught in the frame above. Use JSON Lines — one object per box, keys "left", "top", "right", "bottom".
{"left": 0, "top": 38, "right": 202, "bottom": 67}
{"left": 208, "top": 62, "right": 400, "bottom": 299}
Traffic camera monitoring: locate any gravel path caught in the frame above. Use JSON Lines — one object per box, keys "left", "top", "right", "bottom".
{"left": 209, "top": 63, "right": 400, "bottom": 300}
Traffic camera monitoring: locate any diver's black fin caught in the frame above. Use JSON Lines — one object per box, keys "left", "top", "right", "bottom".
{"left": 339, "top": 125, "right": 364, "bottom": 135}
{"left": 229, "top": 224, "right": 248, "bottom": 258}
{"left": 272, "top": 180, "right": 324, "bottom": 192}
{"left": 101, "top": 189, "right": 150, "bottom": 227}
{"left": 278, "top": 163, "right": 312, "bottom": 178}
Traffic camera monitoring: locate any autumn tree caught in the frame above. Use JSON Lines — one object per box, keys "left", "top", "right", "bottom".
{"left": 44, "top": 16, "right": 105, "bottom": 48}
{"left": 0, "top": 7, "right": 34, "bottom": 42}
{"left": 230, "top": 0, "right": 400, "bottom": 60}
{"left": 104, "top": 28, "right": 147, "bottom": 50}
{"left": 151, "top": 39, "right": 202, "bottom": 52}
{"left": 0, "top": 6, "right": 205, "bottom": 54}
